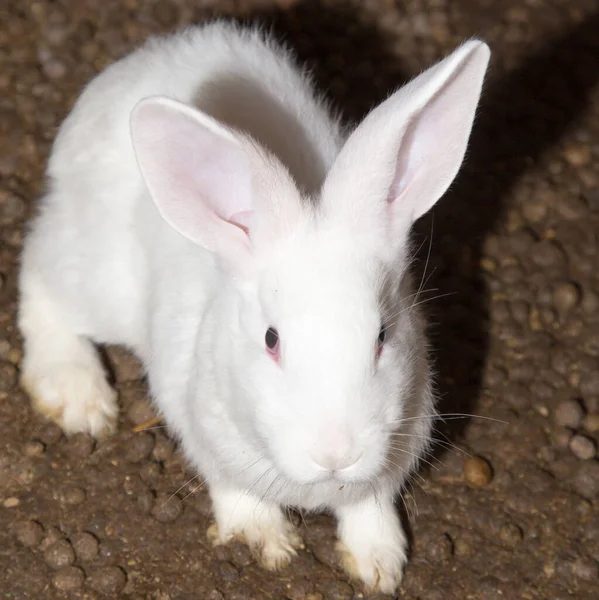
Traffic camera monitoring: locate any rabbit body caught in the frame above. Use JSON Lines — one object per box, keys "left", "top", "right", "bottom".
{"left": 18, "top": 23, "right": 490, "bottom": 593}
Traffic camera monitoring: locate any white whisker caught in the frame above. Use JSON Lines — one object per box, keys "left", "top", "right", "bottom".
{"left": 161, "top": 473, "right": 202, "bottom": 508}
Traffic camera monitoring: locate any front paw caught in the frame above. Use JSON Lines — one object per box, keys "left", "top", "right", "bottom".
{"left": 336, "top": 538, "right": 405, "bottom": 594}
{"left": 208, "top": 487, "right": 304, "bottom": 571}
{"left": 336, "top": 496, "right": 407, "bottom": 594}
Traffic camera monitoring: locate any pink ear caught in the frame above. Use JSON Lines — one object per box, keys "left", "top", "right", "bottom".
{"left": 130, "top": 97, "right": 253, "bottom": 265}
{"left": 321, "top": 40, "right": 490, "bottom": 249}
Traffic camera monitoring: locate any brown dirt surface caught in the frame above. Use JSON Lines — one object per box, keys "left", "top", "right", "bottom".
{"left": 2, "top": 0, "right": 599, "bottom": 598}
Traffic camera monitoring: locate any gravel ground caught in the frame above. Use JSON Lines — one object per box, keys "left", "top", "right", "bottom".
{"left": 1, "top": 0, "right": 599, "bottom": 598}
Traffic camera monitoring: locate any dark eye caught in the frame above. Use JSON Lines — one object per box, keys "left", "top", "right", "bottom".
{"left": 377, "top": 325, "right": 386, "bottom": 359}
{"left": 265, "top": 327, "right": 280, "bottom": 359}
{"left": 378, "top": 325, "right": 386, "bottom": 345}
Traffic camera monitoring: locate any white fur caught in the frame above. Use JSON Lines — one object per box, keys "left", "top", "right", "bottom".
{"left": 18, "top": 22, "right": 490, "bottom": 593}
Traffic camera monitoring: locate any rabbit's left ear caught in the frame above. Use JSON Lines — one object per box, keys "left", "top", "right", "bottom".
{"left": 131, "top": 96, "right": 303, "bottom": 272}
{"left": 131, "top": 97, "right": 254, "bottom": 262}
{"left": 321, "top": 40, "right": 490, "bottom": 251}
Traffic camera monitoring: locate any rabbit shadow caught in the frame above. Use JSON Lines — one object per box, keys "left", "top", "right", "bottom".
{"left": 413, "top": 8, "right": 599, "bottom": 458}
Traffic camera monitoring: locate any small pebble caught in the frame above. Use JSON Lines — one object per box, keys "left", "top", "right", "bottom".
{"left": 582, "top": 413, "right": 599, "bottom": 433}
{"left": 39, "top": 525, "right": 64, "bottom": 551}
{"left": 45, "top": 24, "right": 68, "bottom": 47}
{"left": 510, "top": 361, "right": 536, "bottom": 383}
{"left": 163, "top": 454, "right": 186, "bottom": 475}
{"left": 480, "top": 257, "right": 496, "bottom": 272}
{"left": 106, "top": 347, "right": 144, "bottom": 382}
{"left": 569, "top": 556, "right": 599, "bottom": 581}
{"left": 123, "top": 474, "right": 147, "bottom": 496}
{"left": 229, "top": 542, "right": 254, "bottom": 569}
{"left": 581, "top": 290, "right": 599, "bottom": 315}
{"left": 15, "top": 520, "right": 44, "bottom": 548}
{"left": 24, "top": 440, "right": 45, "bottom": 457}
{"left": 3, "top": 497, "right": 20, "bottom": 508}
{"left": 61, "top": 487, "right": 86, "bottom": 505}
{"left": 152, "top": 436, "right": 175, "bottom": 462}
{"left": 530, "top": 240, "right": 566, "bottom": 268}
{"left": 87, "top": 566, "right": 127, "bottom": 595}
{"left": 66, "top": 432, "right": 95, "bottom": 458}
{"left": 569, "top": 434, "right": 596, "bottom": 460}
{"left": 217, "top": 561, "right": 239, "bottom": 582}
{"left": 425, "top": 533, "right": 454, "bottom": 563}
{"left": 551, "top": 428, "right": 572, "bottom": 450}
{"left": 125, "top": 432, "right": 155, "bottom": 463}
{"left": 71, "top": 532, "right": 99, "bottom": 562}
{"left": 583, "top": 396, "right": 599, "bottom": 414}
{"left": 140, "top": 460, "right": 162, "bottom": 485}
{"left": 499, "top": 523, "right": 523, "bottom": 547}
{"left": 52, "top": 566, "right": 85, "bottom": 592}
{"left": 510, "top": 300, "right": 529, "bottom": 325}
{"left": 561, "top": 317, "right": 584, "bottom": 338}
{"left": 573, "top": 461, "right": 599, "bottom": 498}
{"left": 453, "top": 534, "right": 475, "bottom": 557}
{"left": 532, "top": 382, "right": 553, "bottom": 404}
{"left": 0, "top": 360, "right": 18, "bottom": 392}
{"left": 553, "top": 399, "right": 584, "bottom": 429}
{"left": 555, "top": 194, "right": 588, "bottom": 220}
{"left": 285, "top": 578, "right": 314, "bottom": 599}
{"left": 137, "top": 488, "right": 155, "bottom": 514}
{"left": 0, "top": 191, "right": 26, "bottom": 224}
{"left": 538, "top": 446, "right": 556, "bottom": 463}
{"left": 38, "top": 423, "right": 62, "bottom": 445}
{"left": 577, "top": 499, "right": 594, "bottom": 520}
{"left": 43, "top": 539, "right": 75, "bottom": 569}
{"left": 508, "top": 228, "right": 536, "bottom": 253}
{"left": 42, "top": 57, "right": 67, "bottom": 79}
{"left": 580, "top": 372, "right": 599, "bottom": 397}
{"left": 464, "top": 456, "right": 493, "bottom": 487}
{"left": 563, "top": 142, "right": 591, "bottom": 167}
{"left": 521, "top": 196, "right": 547, "bottom": 223}
{"left": 127, "top": 399, "right": 156, "bottom": 427}
{"left": 552, "top": 282, "right": 581, "bottom": 314}
{"left": 504, "top": 382, "right": 530, "bottom": 411}
{"left": 151, "top": 493, "right": 183, "bottom": 523}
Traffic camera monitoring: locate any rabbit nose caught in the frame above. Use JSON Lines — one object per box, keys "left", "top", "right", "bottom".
{"left": 310, "top": 426, "right": 362, "bottom": 471}
{"left": 311, "top": 450, "right": 362, "bottom": 472}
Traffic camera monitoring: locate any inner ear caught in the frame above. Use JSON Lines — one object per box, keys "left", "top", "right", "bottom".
{"left": 228, "top": 210, "right": 253, "bottom": 234}
{"left": 389, "top": 116, "right": 421, "bottom": 201}
{"left": 131, "top": 96, "right": 254, "bottom": 265}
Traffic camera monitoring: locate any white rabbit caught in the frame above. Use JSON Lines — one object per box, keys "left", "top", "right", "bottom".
{"left": 18, "top": 23, "right": 490, "bottom": 593}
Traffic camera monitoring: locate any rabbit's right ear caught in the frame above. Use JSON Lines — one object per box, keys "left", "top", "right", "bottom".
{"left": 131, "top": 97, "right": 257, "bottom": 268}
{"left": 321, "top": 40, "right": 490, "bottom": 257}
